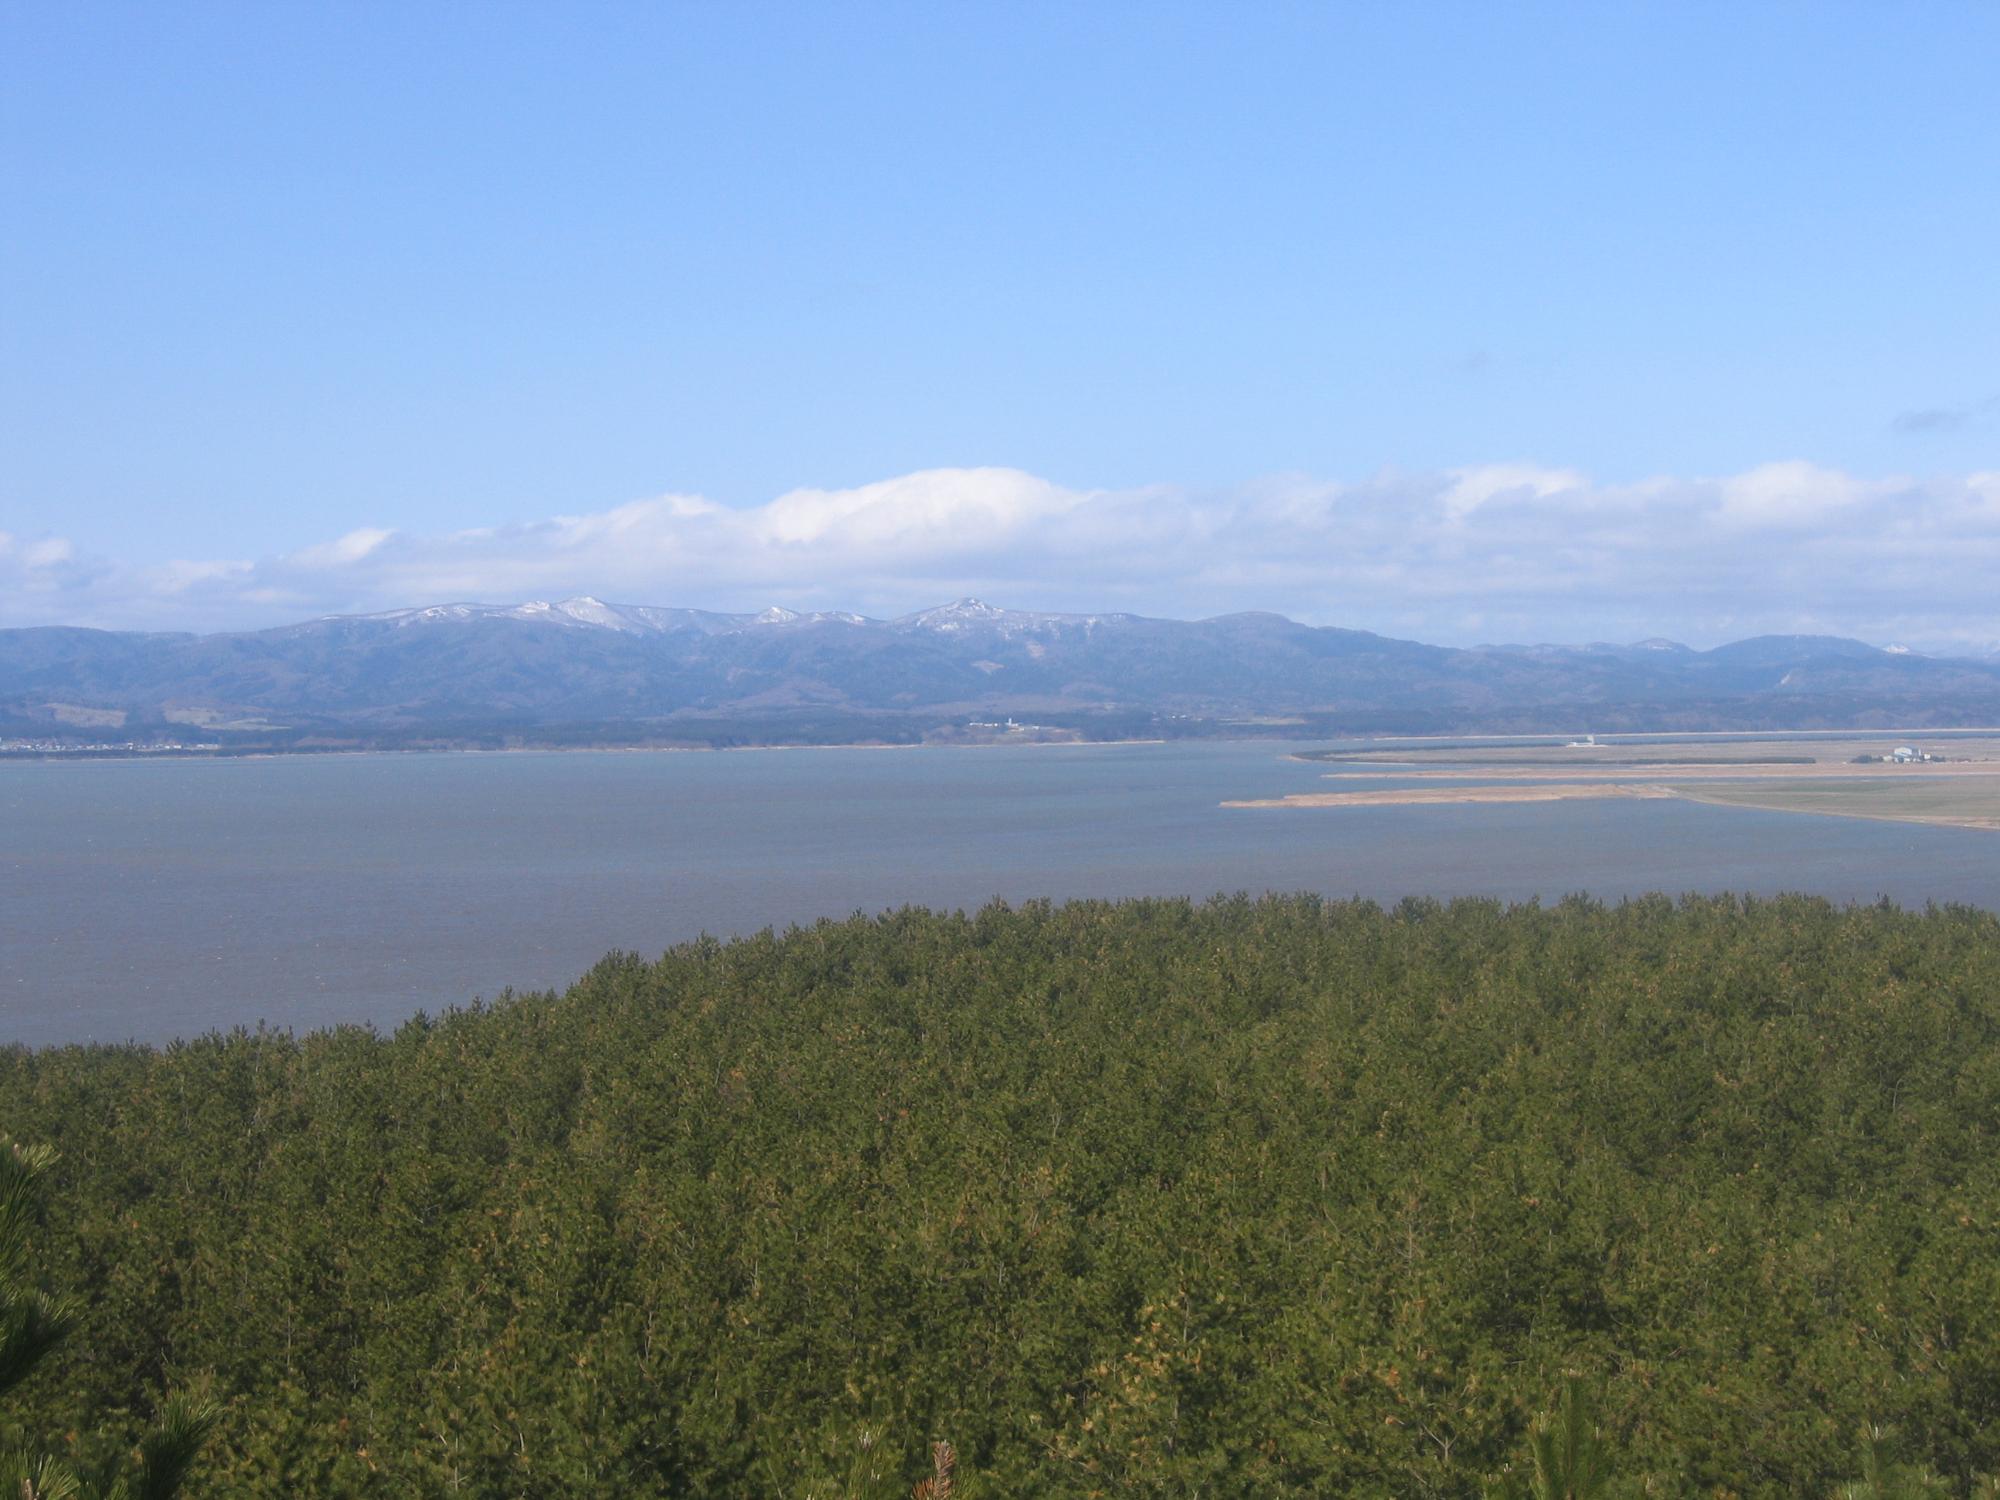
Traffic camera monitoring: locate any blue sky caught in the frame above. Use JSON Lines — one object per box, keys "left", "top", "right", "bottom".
{"left": 2, "top": 2, "right": 1996, "bottom": 647}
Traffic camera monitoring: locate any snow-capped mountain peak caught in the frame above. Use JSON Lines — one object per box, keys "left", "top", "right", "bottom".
{"left": 898, "top": 598, "right": 1019, "bottom": 633}
{"left": 909, "top": 597, "right": 1002, "bottom": 623}
{"left": 549, "top": 596, "right": 626, "bottom": 628}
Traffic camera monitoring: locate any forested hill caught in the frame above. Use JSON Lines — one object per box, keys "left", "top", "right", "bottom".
{"left": 5, "top": 895, "right": 2000, "bottom": 1495}
{"left": 7, "top": 598, "right": 2000, "bottom": 748}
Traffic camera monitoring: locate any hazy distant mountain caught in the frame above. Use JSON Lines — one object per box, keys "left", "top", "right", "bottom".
{"left": 5, "top": 598, "right": 2000, "bottom": 748}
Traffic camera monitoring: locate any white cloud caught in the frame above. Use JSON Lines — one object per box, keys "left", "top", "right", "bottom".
{"left": 1714, "top": 461, "right": 1884, "bottom": 529}
{"left": 153, "top": 558, "right": 254, "bottom": 592}
{"left": 290, "top": 527, "right": 394, "bottom": 568}
{"left": 21, "top": 536, "right": 73, "bottom": 567}
{"left": 1438, "top": 463, "right": 1587, "bottom": 519}
{"left": 6, "top": 461, "right": 2000, "bottom": 654}
{"left": 754, "top": 468, "right": 1076, "bottom": 550}
{"left": 0, "top": 528, "right": 104, "bottom": 604}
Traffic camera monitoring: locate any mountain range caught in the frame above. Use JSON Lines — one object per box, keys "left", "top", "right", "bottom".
{"left": 5, "top": 597, "right": 2000, "bottom": 749}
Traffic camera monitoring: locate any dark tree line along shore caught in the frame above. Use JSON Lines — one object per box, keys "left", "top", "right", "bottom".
{"left": 5, "top": 893, "right": 2000, "bottom": 1496}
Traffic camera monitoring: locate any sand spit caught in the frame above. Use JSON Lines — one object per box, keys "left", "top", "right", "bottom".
{"left": 1671, "top": 784, "right": 2000, "bottom": 833}
{"left": 1223, "top": 783, "right": 1678, "bottom": 810}
{"left": 1315, "top": 762, "right": 2000, "bottom": 784}
{"left": 1238, "top": 730, "right": 2000, "bottom": 826}
{"left": 1227, "top": 774, "right": 2000, "bottom": 831}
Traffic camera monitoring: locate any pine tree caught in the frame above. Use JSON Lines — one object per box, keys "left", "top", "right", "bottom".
{"left": 1487, "top": 1375, "right": 1616, "bottom": 1500}
{"left": 1835, "top": 1427, "right": 1953, "bottom": 1499}
{"left": 0, "top": 1140, "right": 217, "bottom": 1500}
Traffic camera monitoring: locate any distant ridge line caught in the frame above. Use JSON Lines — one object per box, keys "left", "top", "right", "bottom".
{"left": 6, "top": 596, "right": 2000, "bottom": 749}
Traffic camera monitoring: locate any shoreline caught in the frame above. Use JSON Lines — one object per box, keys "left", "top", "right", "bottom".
{"left": 1224, "top": 783, "right": 1678, "bottom": 810}
{"left": 1288, "top": 726, "right": 2000, "bottom": 758}
{"left": 1670, "top": 785, "right": 2000, "bottom": 834}
{"left": 1311, "top": 762, "right": 2000, "bottom": 784}
{"left": 17, "top": 721, "right": 2000, "bottom": 768}
{"left": 0, "top": 735, "right": 1177, "bottom": 766}
{"left": 1227, "top": 774, "right": 2000, "bottom": 832}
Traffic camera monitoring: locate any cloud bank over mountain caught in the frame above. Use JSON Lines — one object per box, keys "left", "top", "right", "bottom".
{"left": 6, "top": 462, "right": 1998, "bottom": 653}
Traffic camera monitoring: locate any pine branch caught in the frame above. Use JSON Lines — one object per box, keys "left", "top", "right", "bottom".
{"left": 127, "top": 1393, "right": 222, "bottom": 1500}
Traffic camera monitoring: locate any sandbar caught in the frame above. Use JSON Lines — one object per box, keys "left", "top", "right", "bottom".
{"left": 1223, "top": 783, "right": 1677, "bottom": 809}
{"left": 1226, "top": 773, "right": 2000, "bottom": 831}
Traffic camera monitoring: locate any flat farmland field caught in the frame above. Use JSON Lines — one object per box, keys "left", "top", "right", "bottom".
{"left": 1674, "top": 776, "right": 2000, "bottom": 830}
{"left": 1261, "top": 734, "right": 2000, "bottom": 830}
{"left": 1301, "top": 733, "right": 2000, "bottom": 775}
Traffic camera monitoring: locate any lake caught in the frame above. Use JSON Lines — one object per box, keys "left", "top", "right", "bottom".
{"left": 4, "top": 739, "right": 1998, "bottom": 1046}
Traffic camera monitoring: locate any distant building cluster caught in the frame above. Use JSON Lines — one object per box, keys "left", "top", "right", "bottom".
{"left": 1845, "top": 745, "right": 1959, "bottom": 766}
{"left": 0, "top": 738, "right": 221, "bottom": 754}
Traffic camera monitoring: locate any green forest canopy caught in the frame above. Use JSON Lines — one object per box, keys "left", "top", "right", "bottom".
{"left": 4, "top": 893, "right": 1999, "bottom": 1497}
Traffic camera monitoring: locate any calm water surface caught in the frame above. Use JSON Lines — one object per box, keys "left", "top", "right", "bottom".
{"left": 4, "top": 740, "right": 1997, "bottom": 1046}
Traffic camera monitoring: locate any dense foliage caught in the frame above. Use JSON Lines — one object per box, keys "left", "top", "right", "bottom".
{"left": 0, "top": 1139, "right": 215, "bottom": 1498}
{"left": 4, "top": 894, "right": 2000, "bottom": 1496}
